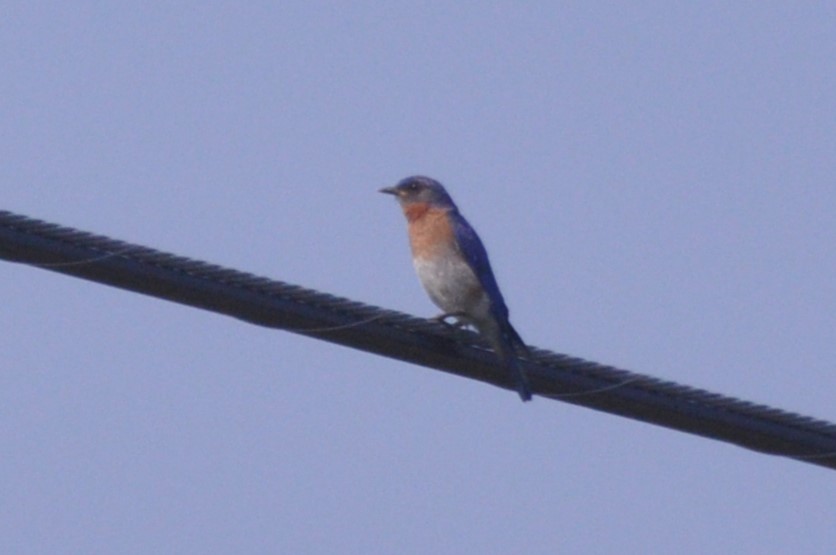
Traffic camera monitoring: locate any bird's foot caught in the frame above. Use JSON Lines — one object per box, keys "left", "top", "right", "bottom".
{"left": 432, "top": 312, "right": 468, "bottom": 329}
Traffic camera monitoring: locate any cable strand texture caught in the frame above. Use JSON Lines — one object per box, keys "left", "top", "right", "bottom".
{"left": 1, "top": 209, "right": 834, "bottom": 470}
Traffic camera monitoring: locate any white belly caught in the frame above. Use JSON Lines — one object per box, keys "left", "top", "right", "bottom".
{"left": 413, "top": 253, "right": 492, "bottom": 324}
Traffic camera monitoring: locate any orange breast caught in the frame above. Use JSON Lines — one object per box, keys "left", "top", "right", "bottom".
{"left": 404, "top": 204, "right": 456, "bottom": 259}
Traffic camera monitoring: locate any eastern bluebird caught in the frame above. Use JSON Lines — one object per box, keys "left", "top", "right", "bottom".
{"left": 380, "top": 176, "right": 532, "bottom": 401}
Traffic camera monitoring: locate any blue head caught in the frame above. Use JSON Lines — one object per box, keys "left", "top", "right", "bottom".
{"left": 379, "top": 176, "right": 456, "bottom": 209}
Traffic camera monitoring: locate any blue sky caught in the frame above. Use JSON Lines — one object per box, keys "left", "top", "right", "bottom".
{"left": 2, "top": 3, "right": 835, "bottom": 553}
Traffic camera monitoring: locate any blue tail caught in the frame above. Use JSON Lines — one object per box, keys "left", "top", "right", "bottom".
{"left": 496, "top": 322, "right": 532, "bottom": 402}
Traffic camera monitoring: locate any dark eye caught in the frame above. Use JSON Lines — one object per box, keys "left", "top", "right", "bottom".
{"left": 406, "top": 182, "right": 420, "bottom": 192}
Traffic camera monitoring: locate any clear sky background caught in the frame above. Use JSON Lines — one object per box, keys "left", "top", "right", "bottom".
{"left": 2, "top": 3, "right": 835, "bottom": 554}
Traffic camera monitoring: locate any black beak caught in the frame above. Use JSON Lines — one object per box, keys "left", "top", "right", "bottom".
{"left": 379, "top": 186, "right": 399, "bottom": 196}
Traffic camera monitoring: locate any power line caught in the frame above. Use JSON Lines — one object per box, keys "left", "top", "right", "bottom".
{"left": 1, "top": 209, "right": 834, "bottom": 471}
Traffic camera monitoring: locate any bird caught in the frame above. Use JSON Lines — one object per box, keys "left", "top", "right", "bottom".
{"left": 380, "top": 176, "right": 532, "bottom": 401}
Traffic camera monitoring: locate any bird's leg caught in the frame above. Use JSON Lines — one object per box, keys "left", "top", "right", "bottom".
{"left": 433, "top": 312, "right": 468, "bottom": 329}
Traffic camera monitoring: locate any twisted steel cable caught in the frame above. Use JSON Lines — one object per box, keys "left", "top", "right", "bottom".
{"left": 1, "top": 209, "right": 834, "bottom": 470}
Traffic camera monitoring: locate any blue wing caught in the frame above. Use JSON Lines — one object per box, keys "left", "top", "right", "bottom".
{"left": 449, "top": 211, "right": 510, "bottom": 322}
{"left": 451, "top": 210, "right": 530, "bottom": 399}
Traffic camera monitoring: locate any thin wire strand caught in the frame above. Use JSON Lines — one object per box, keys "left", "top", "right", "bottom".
{"left": 283, "top": 313, "right": 388, "bottom": 334}
{"left": 540, "top": 376, "right": 647, "bottom": 400}
{"left": 19, "top": 246, "right": 138, "bottom": 268}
